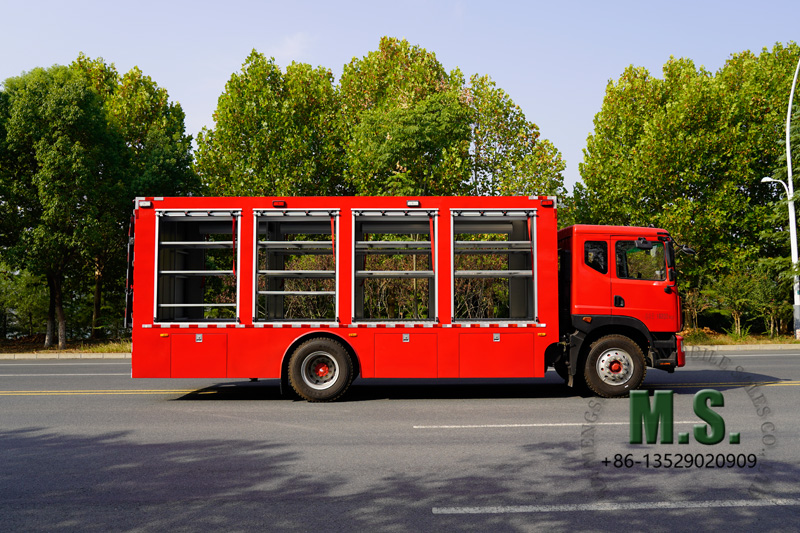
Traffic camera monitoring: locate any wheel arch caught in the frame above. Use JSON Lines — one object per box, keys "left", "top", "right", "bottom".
{"left": 280, "top": 331, "right": 360, "bottom": 395}
{"left": 568, "top": 316, "right": 654, "bottom": 376}
{"left": 580, "top": 325, "right": 650, "bottom": 365}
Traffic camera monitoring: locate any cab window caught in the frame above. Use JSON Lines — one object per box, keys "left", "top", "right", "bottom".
{"left": 615, "top": 241, "right": 666, "bottom": 281}
{"left": 584, "top": 241, "right": 607, "bottom": 274}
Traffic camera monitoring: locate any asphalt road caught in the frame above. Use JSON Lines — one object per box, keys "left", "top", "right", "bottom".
{"left": 1, "top": 349, "right": 799, "bottom": 532}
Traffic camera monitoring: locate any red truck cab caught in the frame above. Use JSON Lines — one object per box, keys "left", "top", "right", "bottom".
{"left": 553, "top": 225, "right": 685, "bottom": 396}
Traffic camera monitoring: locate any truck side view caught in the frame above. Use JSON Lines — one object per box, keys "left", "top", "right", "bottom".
{"left": 126, "top": 196, "right": 685, "bottom": 401}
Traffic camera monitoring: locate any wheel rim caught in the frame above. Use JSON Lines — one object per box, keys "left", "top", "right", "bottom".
{"left": 596, "top": 348, "right": 634, "bottom": 386}
{"left": 301, "top": 351, "right": 339, "bottom": 390}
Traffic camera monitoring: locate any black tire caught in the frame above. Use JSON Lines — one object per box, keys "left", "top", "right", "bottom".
{"left": 583, "top": 335, "right": 646, "bottom": 398}
{"left": 288, "top": 338, "right": 353, "bottom": 402}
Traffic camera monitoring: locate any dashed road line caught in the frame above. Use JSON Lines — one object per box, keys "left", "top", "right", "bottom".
{"left": 433, "top": 498, "right": 800, "bottom": 514}
{"left": 414, "top": 421, "right": 697, "bottom": 429}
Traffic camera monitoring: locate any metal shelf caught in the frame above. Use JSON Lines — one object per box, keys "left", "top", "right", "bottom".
{"left": 159, "top": 241, "right": 234, "bottom": 249}
{"left": 355, "top": 241, "right": 431, "bottom": 254}
{"left": 454, "top": 241, "right": 531, "bottom": 253}
{"left": 356, "top": 270, "right": 434, "bottom": 279}
{"left": 259, "top": 270, "right": 335, "bottom": 278}
{"left": 258, "top": 290, "right": 335, "bottom": 296}
{"left": 259, "top": 241, "right": 333, "bottom": 250}
{"left": 454, "top": 270, "right": 532, "bottom": 278}
{"left": 158, "top": 303, "right": 236, "bottom": 308}
{"left": 159, "top": 270, "right": 234, "bottom": 276}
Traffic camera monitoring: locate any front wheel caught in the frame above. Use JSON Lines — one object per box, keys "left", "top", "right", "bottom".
{"left": 288, "top": 338, "right": 353, "bottom": 402}
{"left": 583, "top": 335, "right": 646, "bottom": 398}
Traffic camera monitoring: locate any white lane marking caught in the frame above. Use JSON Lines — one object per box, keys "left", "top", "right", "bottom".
{"left": 0, "top": 373, "right": 130, "bottom": 377}
{"left": 414, "top": 421, "right": 697, "bottom": 429}
{"left": 432, "top": 498, "right": 800, "bottom": 514}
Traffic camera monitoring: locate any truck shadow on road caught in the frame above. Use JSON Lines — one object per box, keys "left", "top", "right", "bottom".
{"left": 641, "top": 368, "right": 787, "bottom": 394}
{"left": 176, "top": 375, "right": 573, "bottom": 402}
{"left": 173, "top": 367, "right": 786, "bottom": 402}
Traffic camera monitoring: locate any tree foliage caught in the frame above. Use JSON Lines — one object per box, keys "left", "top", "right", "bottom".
{"left": 195, "top": 51, "right": 344, "bottom": 196}
{"left": 576, "top": 42, "right": 800, "bottom": 334}
{"left": 0, "top": 263, "right": 48, "bottom": 339}
{"left": 0, "top": 57, "right": 195, "bottom": 346}
{"left": 70, "top": 55, "right": 197, "bottom": 338}
{"left": 469, "top": 74, "right": 565, "bottom": 196}
{"left": 0, "top": 65, "right": 125, "bottom": 347}
{"left": 339, "top": 37, "right": 471, "bottom": 195}
{"left": 577, "top": 43, "right": 800, "bottom": 286}
{"left": 72, "top": 54, "right": 198, "bottom": 197}
{"left": 198, "top": 37, "right": 565, "bottom": 198}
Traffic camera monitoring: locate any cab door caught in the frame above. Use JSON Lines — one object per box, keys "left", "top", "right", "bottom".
{"left": 571, "top": 238, "right": 612, "bottom": 317}
{"left": 611, "top": 238, "right": 680, "bottom": 332}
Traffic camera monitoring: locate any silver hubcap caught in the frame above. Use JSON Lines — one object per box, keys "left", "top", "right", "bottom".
{"left": 301, "top": 351, "right": 339, "bottom": 390}
{"left": 596, "top": 348, "right": 634, "bottom": 386}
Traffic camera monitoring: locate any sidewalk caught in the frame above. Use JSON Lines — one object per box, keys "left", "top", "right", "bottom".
{"left": 687, "top": 344, "right": 800, "bottom": 352}
{"left": 0, "top": 352, "right": 131, "bottom": 360}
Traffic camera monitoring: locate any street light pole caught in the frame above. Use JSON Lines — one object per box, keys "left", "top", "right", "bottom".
{"left": 788, "top": 53, "right": 800, "bottom": 339}
{"left": 762, "top": 53, "right": 800, "bottom": 338}
{"left": 761, "top": 177, "right": 799, "bottom": 338}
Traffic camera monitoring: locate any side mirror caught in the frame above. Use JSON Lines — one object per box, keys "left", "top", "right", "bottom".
{"left": 680, "top": 244, "right": 696, "bottom": 255}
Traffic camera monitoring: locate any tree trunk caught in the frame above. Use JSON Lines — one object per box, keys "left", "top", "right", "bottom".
{"left": 53, "top": 274, "right": 66, "bottom": 350}
{"left": 732, "top": 311, "right": 742, "bottom": 337}
{"left": 45, "top": 274, "right": 56, "bottom": 348}
{"left": 91, "top": 266, "right": 103, "bottom": 340}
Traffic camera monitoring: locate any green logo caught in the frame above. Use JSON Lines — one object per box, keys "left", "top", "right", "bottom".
{"left": 629, "top": 389, "right": 740, "bottom": 445}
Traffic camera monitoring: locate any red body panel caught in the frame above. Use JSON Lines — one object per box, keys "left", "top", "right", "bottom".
{"left": 131, "top": 199, "right": 680, "bottom": 382}
{"left": 458, "top": 332, "right": 536, "bottom": 378}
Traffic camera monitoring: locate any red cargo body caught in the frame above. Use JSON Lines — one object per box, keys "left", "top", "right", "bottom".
{"left": 130, "top": 196, "right": 558, "bottom": 387}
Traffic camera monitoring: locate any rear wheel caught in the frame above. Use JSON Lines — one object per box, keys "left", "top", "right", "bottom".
{"left": 288, "top": 338, "right": 353, "bottom": 402}
{"left": 583, "top": 335, "right": 646, "bottom": 398}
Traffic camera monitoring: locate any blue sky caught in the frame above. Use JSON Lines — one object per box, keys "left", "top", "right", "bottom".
{"left": 1, "top": 0, "right": 797, "bottom": 190}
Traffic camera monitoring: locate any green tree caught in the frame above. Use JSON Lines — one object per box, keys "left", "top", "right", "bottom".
{"left": 750, "top": 260, "right": 791, "bottom": 336}
{"left": 201, "top": 37, "right": 565, "bottom": 199}
{"left": 469, "top": 74, "right": 566, "bottom": 196}
{"left": 71, "top": 55, "right": 197, "bottom": 338}
{"left": 706, "top": 268, "right": 753, "bottom": 337}
{"left": 0, "top": 57, "right": 194, "bottom": 346}
{"left": 195, "top": 51, "right": 344, "bottom": 196}
{"left": 345, "top": 90, "right": 472, "bottom": 195}
{"left": 577, "top": 43, "right": 800, "bottom": 291}
{"left": 339, "top": 37, "right": 472, "bottom": 195}
{"left": 0, "top": 264, "right": 49, "bottom": 339}
{"left": 0, "top": 65, "right": 125, "bottom": 348}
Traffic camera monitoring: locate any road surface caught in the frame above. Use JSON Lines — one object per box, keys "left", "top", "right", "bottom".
{"left": 1, "top": 348, "right": 798, "bottom": 531}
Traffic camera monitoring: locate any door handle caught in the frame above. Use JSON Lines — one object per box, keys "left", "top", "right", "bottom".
{"left": 614, "top": 295, "right": 625, "bottom": 307}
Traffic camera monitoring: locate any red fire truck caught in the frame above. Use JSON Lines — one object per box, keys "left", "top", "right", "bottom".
{"left": 126, "top": 196, "right": 685, "bottom": 401}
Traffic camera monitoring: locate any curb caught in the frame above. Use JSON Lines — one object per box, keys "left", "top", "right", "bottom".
{"left": 0, "top": 352, "right": 131, "bottom": 360}
{"left": 686, "top": 344, "right": 800, "bottom": 352}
